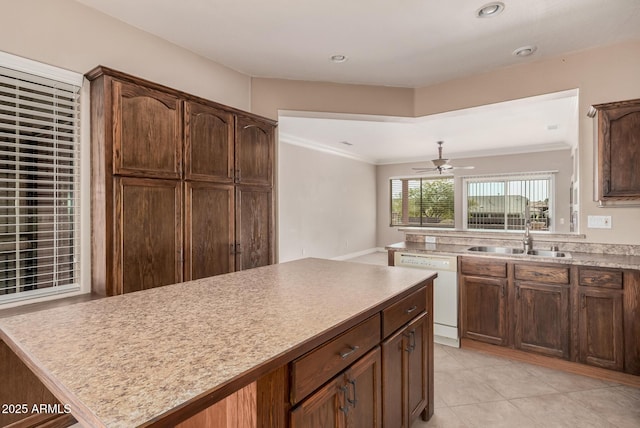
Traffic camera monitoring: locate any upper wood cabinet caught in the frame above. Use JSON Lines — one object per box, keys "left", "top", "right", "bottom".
{"left": 88, "top": 67, "right": 276, "bottom": 296}
{"left": 184, "top": 101, "right": 234, "bottom": 183}
{"left": 235, "top": 115, "right": 275, "bottom": 186}
{"left": 113, "top": 80, "right": 182, "bottom": 179}
{"left": 592, "top": 98, "right": 640, "bottom": 200}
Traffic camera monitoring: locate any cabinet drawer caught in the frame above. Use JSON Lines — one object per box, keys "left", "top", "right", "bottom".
{"left": 382, "top": 287, "right": 427, "bottom": 338}
{"left": 460, "top": 257, "right": 507, "bottom": 278}
{"left": 579, "top": 268, "right": 623, "bottom": 289}
{"left": 290, "top": 313, "right": 380, "bottom": 405}
{"left": 515, "top": 264, "right": 570, "bottom": 284}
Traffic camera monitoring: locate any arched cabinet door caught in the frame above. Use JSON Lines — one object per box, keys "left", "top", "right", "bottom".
{"left": 184, "top": 101, "right": 234, "bottom": 183}
{"left": 112, "top": 80, "right": 182, "bottom": 179}
{"left": 235, "top": 116, "right": 275, "bottom": 186}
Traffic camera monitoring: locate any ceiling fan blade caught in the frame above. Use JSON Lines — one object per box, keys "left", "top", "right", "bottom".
{"left": 412, "top": 167, "right": 437, "bottom": 171}
{"left": 450, "top": 166, "right": 475, "bottom": 170}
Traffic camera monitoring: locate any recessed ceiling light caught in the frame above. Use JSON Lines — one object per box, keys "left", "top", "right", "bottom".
{"left": 476, "top": 2, "right": 505, "bottom": 18}
{"left": 513, "top": 45, "right": 537, "bottom": 57}
{"left": 330, "top": 54, "right": 348, "bottom": 63}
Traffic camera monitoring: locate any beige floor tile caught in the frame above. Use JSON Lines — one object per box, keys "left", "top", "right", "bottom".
{"left": 472, "top": 364, "right": 559, "bottom": 399}
{"left": 434, "top": 368, "right": 504, "bottom": 406}
{"left": 445, "top": 346, "right": 514, "bottom": 370}
{"left": 449, "top": 401, "right": 537, "bottom": 428}
{"left": 513, "top": 362, "right": 619, "bottom": 392}
{"left": 567, "top": 386, "right": 640, "bottom": 427}
{"left": 511, "top": 393, "right": 615, "bottom": 427}
{"left": 411, "top": 407, "right": 468, "bottom": 428}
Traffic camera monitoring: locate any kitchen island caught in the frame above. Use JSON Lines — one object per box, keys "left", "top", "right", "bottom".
{"left": 0, "top": 258, "right": 435, "bottom": 427}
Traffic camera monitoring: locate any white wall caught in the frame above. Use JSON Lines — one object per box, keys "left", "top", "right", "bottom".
{"left": 278, "top": 143, "right": 377, "bottom": 261}
{"left": 0, "top": 0, "right": 251, "bottom": 110}
{"left": 377, "top": 150, "right": 573, "bottom": 247}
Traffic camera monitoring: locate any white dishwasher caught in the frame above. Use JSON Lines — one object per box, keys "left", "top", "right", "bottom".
{"left": 394, "top": 252, "right": 459, "bottom": 347}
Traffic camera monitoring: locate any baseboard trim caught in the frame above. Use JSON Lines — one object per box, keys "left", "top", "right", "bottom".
{"left": 461, "top": 338, "right": 640, "bottom": 388}
{"left": 332, "top": 247, "right": 385, "bottom": 261}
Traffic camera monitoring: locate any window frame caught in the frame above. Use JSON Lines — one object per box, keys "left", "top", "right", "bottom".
{"left": 462, "top": 172, "right": 556, "bottom": 232}
{"left": 0, "top": 51, "right": 89, "bottom": 308}
{"left": 390, "top": 176, "right": 456, "bottom": 228}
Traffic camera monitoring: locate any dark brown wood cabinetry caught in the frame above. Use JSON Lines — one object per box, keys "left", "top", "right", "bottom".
{"left": 88, "top": 67, "right": 276, "bottom": 295}
{"left": 290, "top": 284, "right": 433, "bottom": 428}
{"left": 459, "top": 258, "right": 508, "bottom": 346}
{"left": 382, "top": 313, "right": 429, "bottom": 428}
{"left": 576, "top": 267, "right": 624, "bottom": 371}
{"left": 592, "top": 98, "right": 640, "bottom": 200}
{"left": 513, "top": 264, "right": 570, "bottom": 359}
{"left": 290, "top": 348, "right": 382, "bottom": 428}
{"left": 115, "top": 177, "right": 183, "bottom": 293}
{"left": 460, "top": 257, "right": 640, "bottom": 376}
{"left": 184, "top": 182, "right": 235, "bottom": 281}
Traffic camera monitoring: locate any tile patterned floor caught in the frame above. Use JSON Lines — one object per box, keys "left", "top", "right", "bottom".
{"left": 413, "top": 343, "right": 640, "bottom": 427}
{"left": 346, "top": 252, "right": 640, "bottom": 428}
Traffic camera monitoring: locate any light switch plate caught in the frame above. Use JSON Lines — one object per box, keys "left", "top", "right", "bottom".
{"left": 425, "top": 236, "right": 436, "bottom": 243}
{"left": 587, "top": 215, "right": 612, "bottom": 229}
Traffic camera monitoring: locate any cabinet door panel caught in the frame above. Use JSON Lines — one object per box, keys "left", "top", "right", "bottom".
{"left": 345, "top": 347, "right": 382, "bottom": 428}
{"left": 290, "top": 376, "right": 345, "bottom": 428}
{"left": 514, "top": 282, "right": 569, "bottom": 359}
{"left": 407, "top": 314, "right": 428, "bottom": 423}
{"left": 236, "top": 187, "right": 273, "bottom": 271}
{"left": 578, "top": 288, "right": 624, "bottom": 370}
{"left": 113, "top": 81, "right": 182, "bottom": 178}
{"left": 115, "top": 177, "right": 182, "bottom": 294}
{"left": 460, "top": 275, "right": 507, "bottom": 345}
{"left": 382, "top": 329, "right": 406, "bottom": 428}
{"left": 184, "top": 182, "right": 234, "bottom": 280}
{"left": 184, "top": 101, "right": 234, "bottom": 182}
{"left": 235, "top": 116, "right": 274, "bottom": 186}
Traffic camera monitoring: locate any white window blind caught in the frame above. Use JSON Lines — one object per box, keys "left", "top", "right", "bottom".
{"left": 463, "top": 172, "right": 554, "bottom": 231}
{"left": 0, "top": 65, "right": 81, "bottom": 303}
{"left": 390, "top": 177, "right": 455, "bottom": 227}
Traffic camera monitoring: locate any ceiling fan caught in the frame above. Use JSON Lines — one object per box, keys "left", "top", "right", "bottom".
{"left": 412, "top": 141, "right": 475, "bottom": 174}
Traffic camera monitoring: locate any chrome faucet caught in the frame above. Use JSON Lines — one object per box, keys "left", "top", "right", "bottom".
{"left": 523, "top": 202, "right": 533, "bottom": 252}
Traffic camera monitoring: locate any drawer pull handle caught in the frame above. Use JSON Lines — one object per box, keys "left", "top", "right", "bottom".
{"left": 339, "top": 345, "right": 360, "bottom": 359}
{"left": 405, "top": 305, "right": 417, "bottom": 314}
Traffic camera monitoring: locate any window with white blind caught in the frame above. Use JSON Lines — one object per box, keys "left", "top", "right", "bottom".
{"left": 463, "top": 173, "right": 554, "bottom": 231}
{"left": 390, "top": 177, "right": 455, "bottom": 227}
{"left": 0, "top": 54, "right": 82, "bottom": 304}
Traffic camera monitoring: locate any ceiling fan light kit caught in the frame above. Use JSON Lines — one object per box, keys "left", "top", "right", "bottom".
{"left": 412, "top": 141, "right": 474, "bottom": 174}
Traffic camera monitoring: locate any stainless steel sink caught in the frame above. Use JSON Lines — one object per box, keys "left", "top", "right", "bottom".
{"left": 526, "top": 249, "right": 568, "bottom": 258}
{"left": 467, "top": 246, "right": 525, "bottom": 254}
{"left": 466, "top": 246, "right": 569, "bottom": 258}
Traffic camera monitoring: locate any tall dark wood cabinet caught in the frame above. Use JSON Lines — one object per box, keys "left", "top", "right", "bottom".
{"left": 592, "top": 98, "right": 640, "bottom": 200}
{"left": 88, "top": 67, "right": 276, "bottom": 296}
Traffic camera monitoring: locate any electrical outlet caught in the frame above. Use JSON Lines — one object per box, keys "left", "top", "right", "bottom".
{"left": 587, "top": 215, "right": 612, "bottom": 229}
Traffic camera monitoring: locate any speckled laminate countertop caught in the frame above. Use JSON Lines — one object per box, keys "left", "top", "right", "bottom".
{"left": 387, "top": 241, "right": 640, "bottom": 270}
{"left": 0, "top": 258, "right": 435, "bottom": 428}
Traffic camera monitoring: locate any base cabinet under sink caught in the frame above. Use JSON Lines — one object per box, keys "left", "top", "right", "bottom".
{"left": 459, "top": 257, "right": 640, "bottom": 376}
